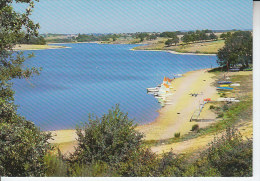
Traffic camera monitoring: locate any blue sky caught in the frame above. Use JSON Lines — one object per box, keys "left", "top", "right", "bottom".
{"left": 14, "top": 0, "right": 253, "bottom": 34}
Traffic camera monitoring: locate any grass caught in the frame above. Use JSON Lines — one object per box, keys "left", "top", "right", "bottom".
{"left": 133, "top": 39, "right": 225, "bottom": 54}
{"left": 166, "top": 40, "right": 225, "bottom": 54}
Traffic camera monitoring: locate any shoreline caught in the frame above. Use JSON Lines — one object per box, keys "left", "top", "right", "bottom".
{"left": 130, "top": 48, "right": 217, "bottom": 56}
{"left": 47, "top": 67, "right": 219, "bottom": 153}
{"left": 13, "top": 44, "right": 71, "bottom": 51}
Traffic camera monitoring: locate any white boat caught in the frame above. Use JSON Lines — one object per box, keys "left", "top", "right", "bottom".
{"left": 230, "top": 83, "right": 240, "bottom": 86}
{"left": 147, "top": 87, "right": 159, "bottom": 92}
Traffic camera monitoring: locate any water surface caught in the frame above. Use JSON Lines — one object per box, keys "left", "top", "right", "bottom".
{"left": 13, "top": 43, "right": 217, "bottom": 130}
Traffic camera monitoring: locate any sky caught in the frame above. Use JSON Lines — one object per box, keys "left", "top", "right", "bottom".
{"left": 13, "top": 0, "right": 253, "bottom": 34}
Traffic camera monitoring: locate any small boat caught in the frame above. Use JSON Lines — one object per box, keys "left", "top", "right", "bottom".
{"left": 230, "top": 68, "right": 240, "bottom": 72}
{"left": 147, "top": 87, "right": 159, "bottom": 92}
{"left": 218, "top": 81, "right": 232, "bottom": 84}
{"left": 230, "top": 83, "right": 240, "bottom": 87}
{"left": 219, "top": 84, "right": 229, "bottom": 87}
{"left": 217, "top": 87, "right": 234, "bottom": 90}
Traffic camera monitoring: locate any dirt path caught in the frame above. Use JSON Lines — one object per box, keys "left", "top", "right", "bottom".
{"left": 151, "top": 121, "right": 253, "bottom": 155}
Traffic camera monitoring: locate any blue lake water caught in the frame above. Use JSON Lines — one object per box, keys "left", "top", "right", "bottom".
{"left": 13, "top": 43, "right": 217, "bottom": 131}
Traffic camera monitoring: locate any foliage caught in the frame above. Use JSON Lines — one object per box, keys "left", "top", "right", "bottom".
{"left": 217, "top": 31, "right": 252, "bottom": 68}
{"left": 181, "top": 30, "right": 215, "bottom": 44}
{"left": 44, "top": 150, "right": 68, "bottom": 177}
{"left": 134, "top": 32, "right": 149, "bottom": 42}
{"left": 116, "top": 148, "right": 159, "bottom": 176}
{"left": 203, "top": 127, "right": 252, "bottom": 176}
{"left": 165, "top": 37, "right": 179, "bottom": 46}
{"left": 70, "top": 105, "right": 143, "bottom": 165}
{"left": 191, "top": 124, "right": 199, "bottom": 131}
{"left": 69, "top": 161, "right": 115, "bottom": 177}
{"left": 0, "top": 0, "right": 52, "bottom": 176}
{"left": 76, "top": 33, "right": 118, "bottom": 42}
{"left": 0, "top": 121, "right": 52, "bottom": 176}
{"left": 174, "top": 132, "right": 180, "bottom": 138}
{"left": 19, "top": 35, "right": 46, "bottom": 45}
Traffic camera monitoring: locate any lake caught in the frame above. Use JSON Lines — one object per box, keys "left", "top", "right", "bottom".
{"left": 13, "top": 43, "right": 217, "bottom": 130}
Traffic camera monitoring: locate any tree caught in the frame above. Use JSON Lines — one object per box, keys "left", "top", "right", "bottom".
{"left": 165, "top": 39, "right": 174, "bottom": 46}
{"left": 0, "top": 0, "right": 52, "bottom": 176}
{"left": 135, "top": 32, "right": 149, "bottom": 42}
{"left": 209, "top": 33, "right": 218, "bottom": 40}
{"left": 217, "top": 31, "right": 252, "bottom": 68}
{"left": 146, "top": 34, "right": 157, "bottom": 41}
{"left": 220, "top": 33, "right": 227, "bottom": 40}
{"left": 71, "top": 105, "right": 143, "bottom": 165}
{"left": 160, "top": 31, "right": 177, "bottom": 38}
{"left": 181, "top": 34, "right": 191, "bottom": 44}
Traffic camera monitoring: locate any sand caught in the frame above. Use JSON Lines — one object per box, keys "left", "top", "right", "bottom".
{"left": 13, "top": 44, "right": 70, "bottom": 51}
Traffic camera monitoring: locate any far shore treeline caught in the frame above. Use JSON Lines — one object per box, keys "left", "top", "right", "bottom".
{"left": 0, "top": 0, "right": 252, "bottom": 177}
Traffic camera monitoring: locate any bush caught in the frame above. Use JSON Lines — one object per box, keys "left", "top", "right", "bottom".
{"left": 222, "top": 104, "right": 229, "bottom": 111}
{"left": 204, "top": 127, "right": 252, "bottom": 176}
{"left": 116, "top": 148, "right": 159, "bottom": 176}
{"left": 0, "top": 120, "right": 52, "bottom": 176}
{"left": 70, "top": 105, "right": 143, "bottom": 165}
{"left": 174, "top": 132, "right": 181, "bottom": 138}
{"left": 209, "top": 105, "right": 215, "bottom": 109}
{"left": 191, "top": 124, "right": 199, "bottom": 131}
{"left": 217, "top": 113, "right": 224, "bottom": 118}
{"left": 44, "top": 150, "right": 68, "bottom": 176}
{"left": 69, "top": 161, "right": 115, "bottom": 177}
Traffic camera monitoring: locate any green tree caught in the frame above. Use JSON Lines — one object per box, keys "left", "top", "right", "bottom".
{"left": 172, "top": 36, "right": 179, "bottom": 45}
{"left": 220, "top": 33, "right": 227, "bottom": 40}
{"left": 70, "top": 105, "right": 143, "bottom": 165}
{"left": 217, "top": 31, "right": 252, "bottom": 68}
{"left": 204, "top": 128, "right": 252, "bottom": 176}
{"left": 0, "top": 0, "right": 52, "bottom": 176}
{"left": 135, "top": 32, "right": 149, "bottom": 42}
{"left": 165, "top": 38, "right": 174, "bottom": 46}
{"left": 181, "top": 34, "right": 191, "bottom": 44}
{"left": 209, "top": 33, "right": 218, "bottom": 40}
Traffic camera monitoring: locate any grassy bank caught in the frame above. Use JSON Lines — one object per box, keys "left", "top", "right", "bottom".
{"left": 133, "top": 39, "right": 225, "bottom": 54}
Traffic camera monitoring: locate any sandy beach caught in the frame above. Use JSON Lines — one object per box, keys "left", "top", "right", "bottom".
{"left": 13, "top": 44, "right": 70, "bottom": 51}
{"left": 48, "top": 68, "right": 219, "bottom": 154}
{"left": 136, "top": 68, "right": 218, "bottom": 140}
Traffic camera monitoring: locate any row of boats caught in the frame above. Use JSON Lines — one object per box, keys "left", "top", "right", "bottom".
{"left": 147, "top": 77, "right": 174, "bottom": 106}
{"left": 216, "top": 80, "right": 240, "bottom": 90}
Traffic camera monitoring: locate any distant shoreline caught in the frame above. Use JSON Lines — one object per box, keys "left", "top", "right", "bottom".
{"left": 13, "top": 44, "right": 71, "bottom": 51}
{"left": 130, "top": 48, "right": 217, "bottom": 56}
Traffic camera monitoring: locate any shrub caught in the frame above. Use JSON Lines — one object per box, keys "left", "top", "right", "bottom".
{"left": 69, "top": 161, "right": 114, "bottom": 177}
{"left": 70, "top": 105, "right": 143, "bottom": 165}
{"left": 116, "top": 148, "right": 159, "bottom": 176}
{"left": 44, "top": 150, "right": 68, "bottom": 176}
{"left": 222, "top": 104, "right": 229, "bottom": 111}
{"left": 209, "top": 105, "right": 215, "bottom": 109}
{"left": 174, "top": 132, "right": 181, "bottom": 138}
{"left": 191, "top": 124, "right": 199, "bottom": 131}
{"left": 217, "top": 113, "right": 224, "bottom": 118}
{"left": 204, "top": 127, "right": 252, "bottom": 176}
{"left": 0, "top": 120, "right": 52, "bottom": 176}
{"left": 157, "top": 151, "right": 185, "bottom": 176}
